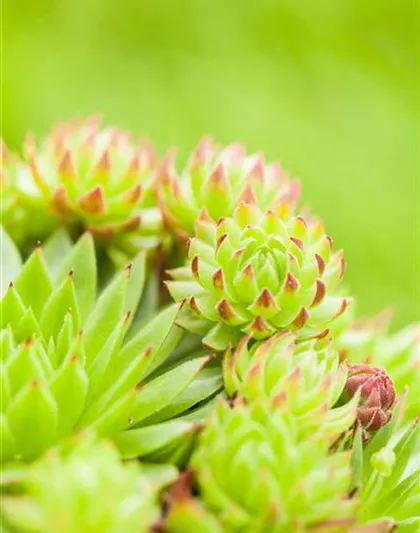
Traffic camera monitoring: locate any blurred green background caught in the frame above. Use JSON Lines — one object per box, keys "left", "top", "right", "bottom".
{"left": 3, "top": 0, "right": 419, "bottom": 325}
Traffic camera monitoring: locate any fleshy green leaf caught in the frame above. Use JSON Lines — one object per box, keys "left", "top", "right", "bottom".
{"left": 50, "top": 354, "right": 89, "bottom": 437}
{"left": 202, "top": 323, "right": 242, "bottom": 351}
{"left": 124, "top": 251, "right": 146, "bottom": 327}
{"left": 40, "top": 274, "right": 80, "bottom": 342}
{"left": 85, "top": 314, "right": 131, "bottom": 405}
{"left": 117, "top": 303, "right": 182, "bottom": 380}
{"left": 350, "top": 426, "right": 364, "bottom": 491}
{"left": 131, "top": 356, "right": 213, "bottom": 426}
{"left": 83, "top": 267, "right": 128, "bottom": 362}
{"left": 114, "top": 420, "right": 196, "bottom": 459}
{"left": 56, "top": 232, "right": 97, "bottom": 322}
{"left": 0, "top": 327, "right": 15, "bottom": 361}
{"left": 0, "top": 284, "right": 26, "bottom": 329}
{"left": 14, "top": 247, "right": 53, "bottom": 319}
{"left": 55, "top": 312, "right": 75, "bottom": 367}
{"left": 91, "top": 356, "right": 211, "bottom": 436}
{"left": 7, "top": 380, "right": 58, "bottom": 460}
{"left": 0, "top": 227, "right": 21, "bottom": 297}
{"left": 42, "top": 228, "right": 73, "bottom": 279}
{"left": 81, "top": 345, "right": 151, "bottom": 425}
{"left": 5, "top": 341, "right": 47, "bottom": 396}
{"left": 14, "top": 308, "right": 42, "bottom": 342}
{"left": 143, "top": 367, "right": 223, "bottom": 424}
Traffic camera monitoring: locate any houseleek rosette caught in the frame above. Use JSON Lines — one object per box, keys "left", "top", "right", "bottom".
{"left": 223, "top": 332, "right": 358, "bottom": 439}
{"left": 0, "top": 117, "right": 162, "bottom": 255}
{"left": 338, "top": 314, "right": 419, "bottom": 419}
{"left": 1, "top": 433, "right": 177, "bottom": 533}
{"left": 167, "top": 401, "right": 357, "bottom": 533}
{"left": 157, "top": 137, "right": 300, "bottom": 241}
{"left": 167, "top": 203, "right": 349, "bottom": 349}
{"left": 0, "top": 229, "right": 222, "bottom": 466}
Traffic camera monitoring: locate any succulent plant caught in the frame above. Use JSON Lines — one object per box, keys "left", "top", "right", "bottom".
{"left": 338, "top": 314, "right": 419, "bottom": 420}
{"left": 340, "top": 364, "right": 396, "bottom": 433}
{"left": 223, "top": 331, "right": 358, "bottom": 439}
{"left": 167, "top": 400, "right": 357, "bottom": 533}
{"left": 1, "top": 432, "right": 177, "bottom": 533}
{"left": 0, "top": 117, "right": 163, "bottom": 256}
{"left": 349, "top": 397, "right": 420, "bottom": 532}
{"left": 166, "top": 203, "right": 349, "bottom": 350}
{"left": 0, "top": 228, "right": 222, "bottom": 466}
{"left": 157, "top": 137, "right": 301, "bottom": 241}
{"left": 2, "top": 119, "right": 418, "bottom": 533}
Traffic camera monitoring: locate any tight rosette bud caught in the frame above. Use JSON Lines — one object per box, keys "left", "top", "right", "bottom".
{"left": 166, "top": 203, "right": 349, "bottom": 349}
{"left": 0, "top": 117, "right": 162, "bottom": 255}
{"left": 338, "top": 312, "right": 420, "bottom": 419}
{"left": 157, "top": 137, "right": 300, "bottom": 241}
{"left": 343, "top": 364, "right": 396, "bottom": 432}
{"left": 223, "top": 332, "right": 358, "bottom": 439}
{"left": 168, "top": 401, "right": 357, "bottom": 532}
{"left": 2, "top": 433, "right": 177, "bottom": 533}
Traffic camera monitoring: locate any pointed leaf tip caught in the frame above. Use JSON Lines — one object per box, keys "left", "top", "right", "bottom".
{"left": 292, "top": 307, "right": 309, "bottom": 329}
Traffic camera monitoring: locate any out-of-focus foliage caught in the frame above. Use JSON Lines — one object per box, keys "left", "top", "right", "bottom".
{"left": 3, "top": 0, "right": 419, "bottom": 324}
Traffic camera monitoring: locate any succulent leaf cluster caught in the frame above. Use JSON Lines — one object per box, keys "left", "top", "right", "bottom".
{"left": 223, "top": 332, "right": 357, "bottom": 439}
{"left": 1, "top": 117, "right": 162, "bottom": 254}
{"left": 0, "top": 229, "right": 221, "bottom": 465}
{"left": 157, "top": 137, "right": 300, "bottom": 241}
{"left": 167, "top": 203, "right": 349, "bottom": 349}
{"left": 168, "top": 401, "right": 356, "bottom": 533}
{"left": 1, "top": 433, "right": 177, "bottom": 533}
{"left": 1, "top": 118, "right": 418, "bottom": 533}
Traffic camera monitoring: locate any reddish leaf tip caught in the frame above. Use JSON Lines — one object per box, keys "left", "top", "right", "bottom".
{"left": 291, "top": 307, "right": 309, "bottom": 329}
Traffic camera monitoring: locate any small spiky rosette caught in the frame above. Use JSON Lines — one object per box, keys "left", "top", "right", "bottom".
{"left": 166, "top": 203, "right": 349, "bottom": 349}
{"left": 223, "top": 332, "right": 357, "bottom": 439}
{"left": 2, "top": 433, "right": 177, "bottom": 533}
{"left": 168, "top": 401, "right": 357, "bottom": 532}
{"left": 157, "top": 137, "right": 300, "bottom": 240}
{"left": 0, "top": 117, "right": 162, "bottom": 253}
{"left": 0, "top": 229, "right": 221, "bottom": 464}
{"left": 338, "top": 313, "right": 420, "bottom": 419}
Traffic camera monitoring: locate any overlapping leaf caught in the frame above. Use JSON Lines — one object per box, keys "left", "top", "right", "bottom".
{"left": 0, "top": 229, "right": 222, "bottom": 466}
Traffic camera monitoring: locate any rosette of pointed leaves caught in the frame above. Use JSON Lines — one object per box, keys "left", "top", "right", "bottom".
{"left": 338, "top": 313, "right": 419, "bottom": 419}
{"left": 223, "top": 332, "right": 357, "bottom": 439}
{"left": 349, "top": 397, "right": 420, "bottom": 532}
{"left": 167, "top": 401, "right": 357, "bottom": 533}
{"left": 0, "top": 229, "right": 222, "bottom": 466}
{"left": 157, "top": 137, "right": 300, "bottom": 241}
{"left": 1, "top": 433, "right": 177, "bottom": 533}
{"left": 167, "top": 203, "right": 349, "bottom": 350}
{"left": 0, "top": 117, "right": 162, "bottom": 254}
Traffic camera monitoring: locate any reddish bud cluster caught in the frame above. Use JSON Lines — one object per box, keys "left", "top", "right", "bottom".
{"left": 345, "top": 364, "right": 396, "bottom": 431}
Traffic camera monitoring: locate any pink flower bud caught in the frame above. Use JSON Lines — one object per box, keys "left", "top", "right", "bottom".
{"left": 345, "top": 364, "right": 396, "bottom": 432}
